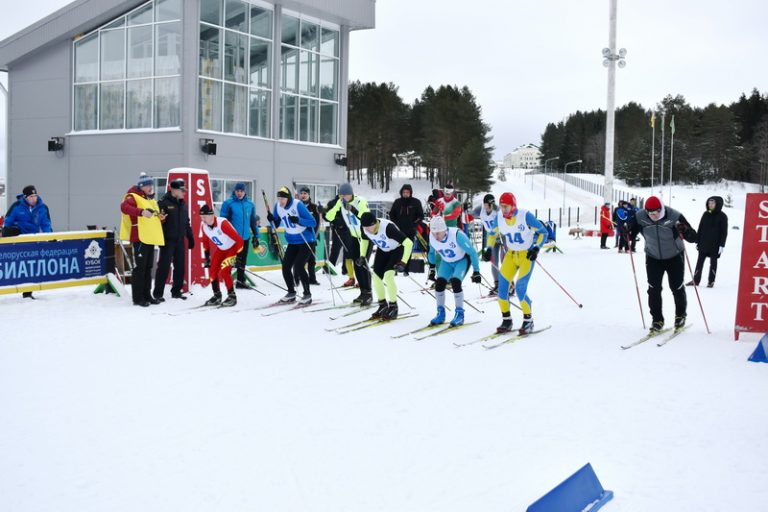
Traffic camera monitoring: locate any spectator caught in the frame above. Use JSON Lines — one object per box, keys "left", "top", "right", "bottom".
{"left": 688, "top": 195, "right": 728, "bottom": 288}
{"left": 220, "top": 183, "right": 260, "bottom": 288}
{"left": 120, "top": 173, "right": 166, "bottom": 307}
{"left": 599, "top": 202, "right": 613, "bottom": 249}
{"left": 153, "top": 179, "right": 194, "bottom": 301}
{"left": 4, "top": 185, "right": 53, "bottom": 298}
{"left": 614, "top": 201, "right": 631, "bottom": 253}
{"left": 389, "top": 183, "right": 424, "bottom": 240}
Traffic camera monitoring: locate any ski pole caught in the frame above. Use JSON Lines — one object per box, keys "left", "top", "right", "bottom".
{"left": 260, "top": 189, "right": 285, "bottom": 262}
{"left": 535, "top": 260, "right": 584, "bottom": 308}
{"left": 683, "top": 245, "right": 711, "bottom": 334}
{"left": 405, "top": 273, "right": 452, "bottom": 311}
{"left": 244, "top": 268, "right": 287, "bottom": 291}
{"left": 485, "top": 260, "right": 523, "bottom": 311}
{"left": 625, "top": 233, "right": 646, "bottom": 329}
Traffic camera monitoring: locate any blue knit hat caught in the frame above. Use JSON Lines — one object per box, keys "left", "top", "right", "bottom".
{"left": 137, "top": 173, "right": 153, "bottom": 188}
{"left": 234, "top": 182, "right": 246, "bottom": 191}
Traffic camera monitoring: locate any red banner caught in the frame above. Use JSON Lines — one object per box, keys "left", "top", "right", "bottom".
{"left": 166, "top": 168, "right": 213, "bottom": 289}
{"left": 734, "top": 193, "right": 768, "bottom": 340}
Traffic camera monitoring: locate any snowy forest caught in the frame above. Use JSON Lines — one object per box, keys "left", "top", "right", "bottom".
{"left": 539, "top": 89, "right": 768, "bottom": 186}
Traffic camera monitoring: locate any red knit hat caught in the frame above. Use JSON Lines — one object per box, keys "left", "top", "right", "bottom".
{"left": 645, "top": 195, "right": 662, "bottom": 211}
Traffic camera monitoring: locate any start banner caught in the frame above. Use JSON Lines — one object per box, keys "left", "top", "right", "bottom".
{"left": 734, "top": 193, "right": 768, "bottom": 340}
{"left": 0, "top": 231, "right": 115, "bottom": 293}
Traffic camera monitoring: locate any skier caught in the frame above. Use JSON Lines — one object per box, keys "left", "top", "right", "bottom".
{"left": 298, "top": 186, "right": 322, "bottom": 286}
{"left": 427, "top": 215, "right": 482, "bottom": 326}
{"left": 324, "top": 183, "right": 373, "bottom": 305}
{"left": 359, "top": 212, "right": 414, "bottom": 320}
{"left": 486, "top": 192, "right": 549, "bottom": 334}
{"left": 625, "top": 195, "right": 697, "bottom": 333}
{"left": 478, "top": 193, "right": 502, "bottom": 295}
{"left": 199, "top": 204, "right": 243, "bottom": 307}
{"left": 688, "top": 195, "right": 728, "bottom": 288}
{"left": 436, "top": 183, "right": 462, "bottom": 228}
{"left": 267, "top": 186, "right": 317, "bottom": 305}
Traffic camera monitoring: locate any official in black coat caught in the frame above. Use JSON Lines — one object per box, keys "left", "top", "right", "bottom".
{"left": 153, "top": 179, "right": 195, "bottom": 300}
{"left": 689, "top": 195, "right": 728, "bottom": 287}
{"left": 389, "top": 183, "right": 424, "bottom": 238}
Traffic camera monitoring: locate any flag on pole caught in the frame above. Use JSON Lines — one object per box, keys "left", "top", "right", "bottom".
{"left": 670, "top": 115, "right": 675, "bottom": 135}
{"left": 650, "top": 112, "right": 655, "bottom": 128}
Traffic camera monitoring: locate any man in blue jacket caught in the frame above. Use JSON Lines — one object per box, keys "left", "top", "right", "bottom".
{"left": 4, "top": 185, "right": 53, "bottom": 298}
{"left": 220, "top": 183, "right": 260, "bottom": 288}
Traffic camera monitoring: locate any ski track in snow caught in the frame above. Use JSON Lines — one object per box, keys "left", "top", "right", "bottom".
{"left": 1, "top": 170, "right": 766, "bottom": 511}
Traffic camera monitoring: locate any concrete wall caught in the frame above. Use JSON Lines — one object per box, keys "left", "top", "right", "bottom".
{"left": 7, "top": 0, "right": 360, "bottom": 230}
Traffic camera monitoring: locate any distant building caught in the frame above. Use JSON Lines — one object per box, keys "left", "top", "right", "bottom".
{"left": 503, "top": 143, "right": 541, "bottom": 169}
{"left": 0, "top": 0, "right": 375, "bottom": 229}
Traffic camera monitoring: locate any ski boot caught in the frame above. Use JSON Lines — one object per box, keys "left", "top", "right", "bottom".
{"left": 298, "top": 293, "right": 312, "bottom": 306}
{"left": 707, "top": 282, "right": 714, "bottom": 288}
{"left": 205, "top": 292, "right": 222, "bottom": 306}
{"left": 488, "top": 284, "right": 498, "bottom": 297}
{"left": 649, "top": 320, "right": 664, "bottom": 335}
{"left": 220, "top": 291, "right": 237, "bottom": 307}
{"left": 342, "top": 278, "right": 356, "bottom": 287}
{"left": 496, "top": 313, "right": 513, "bottom": 333}
{"left": 353, "top": 291, "right": 373, "bottom": 306}
{"left": 450, "top": 307, "right": 465, "bottom": 327}
{"left": 279, "top": 291, "right": 297, "bottom": 303}
{"left": 519, "top": 315, "right": 534, "bottom": 335}
{"left": 382, "top": 302, "right": 399, "bottom": 320}
{"left": 371, "top": 300, "right": 389, "bottom": 319}
{"left": 674, "top": 315, "right": 686, "bottom": 330}
{"left": 235, "top": 281, "right": 250, "bottom": 290}
{"left": 430, "top": 306, "right": 446, "bottom": 325}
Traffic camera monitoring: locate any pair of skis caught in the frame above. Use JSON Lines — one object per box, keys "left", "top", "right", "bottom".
{"left": 326, "top": 313, "right": 419, "bottom": 334}
{"left": 452, "top": 325, "right": 552, "bottom": 350}
{"left": 391, "top": 321, "right": 481, "bottom": 340}
{"left": 620, "top": 324, "right": 692, "bottom": 350}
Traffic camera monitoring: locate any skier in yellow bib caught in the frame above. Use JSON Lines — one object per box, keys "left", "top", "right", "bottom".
{"left": 485, "top": 192, "right": 548, "bottom": 334}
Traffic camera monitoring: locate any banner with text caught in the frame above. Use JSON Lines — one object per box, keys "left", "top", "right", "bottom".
{"left": 735, "top": 193, "right": 768, "bottom": 340}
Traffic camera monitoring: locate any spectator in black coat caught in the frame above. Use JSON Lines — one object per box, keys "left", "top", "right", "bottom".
{"left": 153, "top": 179, "right": 194, "bottom": 300}
{"left": 688, "top": 195, "right": 728, "bottom": 288}
{"left": 389, "top": 183, "right": 424, "bottom": 238}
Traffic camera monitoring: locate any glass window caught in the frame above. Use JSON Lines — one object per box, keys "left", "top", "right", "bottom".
{"left": 280, "top": 94, "right": 297, "bottom": 139}
{"left": 298, "top": 97, "right": 317, "bottom": 142}
{"left": 319, "top": 55, "right": 337, "bottom": 101}
{"left": 199, "top": 78, "right": 222, "bottom": 131}
{"left": 316, "top": 184, "right": 338, "bottom": 206}
{"left": 127, "top": 25, "right": 153, "bottom": 78}
{"left": 200, "top": 0, "right": 222, "bottom": 25}
{"left": 199, "top": 25, "right": 221, "bottom": 78}
{"left": 320, "top": 27, "right": 338, "bottom": 57}
{"left": 101, "top": 29, "right": 126, "bottom": 81}
{"left": 224, "top": 0, "right": 247, "bottom": 32}
{"left": 75, "top": 34, "right": 99, "bottom": 83}
{"left": 299, "top": 51, "right": 317, "bottom": 97}
{"left": 155, "top": 77, "right": 180, "bottom": 128}
{"left": 300, "top": 21, "right": 319, "bottom": 52}
{"left": 249, "top": 89, "right": 269, "bottom": 138}
{"left": 156, "top": 22, "right": 181, "bottom": 76}
{"left": 319, "top": 101, "right": 337, "bottom": 144}
{"left": 155, "top": 0, "right": 181, "bottom": 21}
{"left": 249, "top": 38, "right": 270, "bottom": 88}
{"left": 100, "top": 82, "right": 125, "bottom": 129}
{"left": 223, "top": 83, "right": 247, "bottom": 134}
{"left": 104, "top": 18, "right": 126, "bottom": 30}
{"left": 126, "top": 78, "right": 152, "bottom": 128}
{"left": 128, "top": 3, "right": 153, "bottom": 25}
{"left": 224, "top": 31, "right": 247, "bottom": 83}
{"left": 250, "top": 6, "right": 272, "bottom": 39}
{"left": 281, "top": 15, "right": 298, "bottom": 46}
{"left": 280, "top": 46, "right": 298, "bottom": 92}
{"left": 74, "top": 84, "right": 98, "bottom": 130}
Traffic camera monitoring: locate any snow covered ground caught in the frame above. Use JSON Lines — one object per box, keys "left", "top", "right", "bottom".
{"left": 1, "top": 170, "right": 767, "bottom": 511}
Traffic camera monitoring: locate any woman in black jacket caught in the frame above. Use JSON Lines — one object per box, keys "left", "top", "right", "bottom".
{"left": 688, "top": 196, "right": 728, "bottom": 288}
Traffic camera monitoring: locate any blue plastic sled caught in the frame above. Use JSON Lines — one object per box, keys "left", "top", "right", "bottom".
{"left": 527, "top": 463, "right": 613, "bottom": 512}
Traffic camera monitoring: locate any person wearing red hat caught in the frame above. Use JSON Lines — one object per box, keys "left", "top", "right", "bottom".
{"left": 625, "top": 195, "right": 697, "bottom": 334}
{"left": 199, "top": 204, "right": 244, "bottom": 307}
{"left": 485, "top": 192, "right": 550, "bottom": 335}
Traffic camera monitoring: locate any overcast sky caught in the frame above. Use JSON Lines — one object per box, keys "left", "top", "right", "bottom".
{"left": 1, "top": 0, "right": 767, "bottom": 166}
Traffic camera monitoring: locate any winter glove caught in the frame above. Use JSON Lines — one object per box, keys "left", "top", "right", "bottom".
{"left": 471, "top": 271, "right": 482, "bottom": 284}
{"left": 187, "top": 235, "right": 195, "bottom": 250}
{"left": 251, "top": 237, "right": 260, "bottom": 248}
{"left": 527, "top": 246, "right": 540, "bottom": 261}
{"left": 355, "top": 256, "right": 367, "bottom": 267}
{"left": 203, "top": 251, "right": 211, "bottom": 268}
{"left": 266, "top": 212, "right": 275, "bottom": 224}
{"left": 428, "top": 265, "right": 436, "bottom": 282}
{"left": 141, "top": 209, "right": 155, "bottom": 218}
{"left": 676, "top": 222, "right": 687, "bottom": 235}
{"left": 394, "top": 261, "right": 407, "bottom": 273}
{"left": 482, "top": 247, "right": 492, "bottom": 262}
{"left": 288, "top": 215, "right": 300, "bottom": 224}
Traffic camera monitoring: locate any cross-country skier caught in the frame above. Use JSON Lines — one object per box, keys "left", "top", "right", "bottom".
{"left": 486, "top": 192, "right": 548, "bottom": 334}
{"left": 478, "top": 193, "right": 502, "bottom": 295}
{"left": 426, "top": 215, "right": 482, "bottom": 326}
{"left": 266, "top": 186, "right": 317, "bottom": 305}
{"left": 435, "top": 183, "right": 462, "bottom": 228}
{"left": 624, "top": 195, "right": 697, "bottom": 333}
{"left": 200, "top": 204, "right": 244, "bottom": 307}
{"left": 359, "top": 212, "right": 413, "bottom": 320}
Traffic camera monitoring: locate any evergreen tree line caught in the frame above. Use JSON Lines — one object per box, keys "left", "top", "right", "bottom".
{"left": 347, "top": 81, "right": 494, "bottom": 196}
{"left": 538, "top": 89, "right": 768, "bottom": 186}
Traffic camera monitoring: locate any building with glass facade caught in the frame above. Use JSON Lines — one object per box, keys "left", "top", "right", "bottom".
{"left": 0, "top": 0, "right": 374, "bottom": 229}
